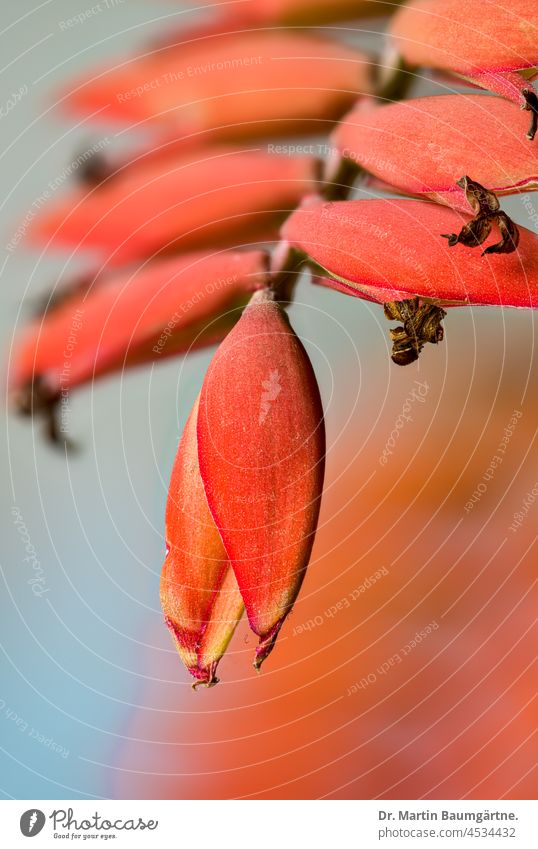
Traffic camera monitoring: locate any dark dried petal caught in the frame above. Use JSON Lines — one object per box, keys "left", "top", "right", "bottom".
{"left": 482, "top": 212, "right": 521, "bottom": 255}
{"left": 442, "top": 178, "right": 519, "bottom": 256}
{"left": 523, "top": 89, "right": 538, "bottom": 142}
{"left": 14, "top": 375, "right": 58, "bottom": 416}
{"left": 440, "top": 232, "right": 459, "bottom": 248}
{"left": 385, "top": 299, "right": 446, "bottom": 366}
{"left": 389, "top": 324, "right": 421, "bottom": 365}
{"left": 442, "top": 215, "right": 493, "bottom": 249}
{"left": 383, "top": 297, "right": 419, "bottom": 322}
{"left": 457, "top": 176, "right": 500, "bottom": 215}
{"left": 407, "top": 303, "right": 446, "bottom": 344}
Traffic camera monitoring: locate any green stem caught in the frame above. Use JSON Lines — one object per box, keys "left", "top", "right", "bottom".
{"left": 375, "top": 52, "right": 415, "bottom": 104}
{"left": 321, "top": 156, "right": 362, "bottom": 201}
{"left": 269, "top": 246, "right": 306, "bottom": 303}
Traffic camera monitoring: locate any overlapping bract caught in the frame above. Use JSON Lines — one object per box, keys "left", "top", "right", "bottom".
{"left": 390, "top": 0, "right": 537, "bottom": 76}
{"left": 281, "top": 196, "right": 538, "bottom": 307}
{"left": 11, "top": 250, "right": 268, "bottom": 413}
{"left": 389, "top": 0, "right": 538, "bottom": 138}
{"left": 28, "top": 148, "right": 319, "bottom": 267}
{"left": 161, "top": 397, "right": 244, "bottom": 687}
{"left": 333, "top": 95, "right": 538, "bottom": 210}
{"left": 197, "top": 288, "right": 325, "bottom": 669}
{"left": 160, "top": 288, "right": 326, "bottom": 681}
{"left": 63, "top": 31, "right": 373, "bottom": 141}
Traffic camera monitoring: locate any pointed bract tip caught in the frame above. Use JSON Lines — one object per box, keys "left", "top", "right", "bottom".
{"left": 165, "top": 616, "right": 223, "bottom": 688}
{"left": 253, "top": 620, "right": 285, "bottom": 671}
{"left": 191, "top": 662, "right": 220, "bottom": 690}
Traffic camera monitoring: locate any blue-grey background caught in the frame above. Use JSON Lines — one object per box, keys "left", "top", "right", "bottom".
{"left": 1, "top": 1, "right": 537, "bottom": 801}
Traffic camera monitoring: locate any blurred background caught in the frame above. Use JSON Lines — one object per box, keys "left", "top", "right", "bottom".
{"left": 1, "top": 0, "right": 536, "bottom": 800}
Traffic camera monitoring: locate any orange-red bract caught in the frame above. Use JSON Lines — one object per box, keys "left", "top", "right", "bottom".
{"left": 333, "top": 95, "right": 538, "bottom": 210}
{"left": 28, "top": 148, "right": 320, "bottom": 267}
{"left": 389, "top": 0, "right": 537, "bottom": 76}
{"left": 197, "top": 289, "right": 326, "bottom": 668}
{"left": 161, "top": 396, "right": 244, "bottom": 687}
{"left": 281, "top": 197, "right": 538, "bottom": 307}
{"left": 10, "top": 250, "right": 268, "bottom": 401}
{"left": 389, "top": 0, "right": 538, "bottom": 140}
{"left": 63, "top": 31, "right": 373, "bottom": 141}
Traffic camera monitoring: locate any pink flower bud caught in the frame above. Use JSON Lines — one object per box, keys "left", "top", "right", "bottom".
{"left": 161, "top": 397, "right": 244, "bottom": 687}
{"left": 197, "top": 289, "right": 325, "bottom": 668}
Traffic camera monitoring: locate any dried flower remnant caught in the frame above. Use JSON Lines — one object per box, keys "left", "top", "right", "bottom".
{"left": 523, "top": 89, "right": 538, "bottom": 142}
{"left": 77, "top": 149, "right": 114, "bottom": 187}
{"left": 441, "top": 177, "right": 520, "bottom": 255}
{"left": 384, "top": 298, "right": 446, "bottom": 366}
{"left": 13, "top": 374, "right": 69, "bottom": 446}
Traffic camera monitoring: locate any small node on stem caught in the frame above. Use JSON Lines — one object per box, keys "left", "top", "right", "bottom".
{"left": 375, "top": 50, "right": 414, "bottom": 104}
{"left": 14, "top": 377, "right": 76, "bottom": 450}
{"left": 268, "top": 244, "right": 304, "bottom": 302}
{"left": 78, "top": 150, "right": 112, "bottom": 186}
{"left": 31, "top": 274, "right": 92, "bottom": 319}
{"left": 384, "top": 298, "right": 446, "bottom": 366}
{"left": 441, "top": 176, "right": 520, "bottom": 255}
